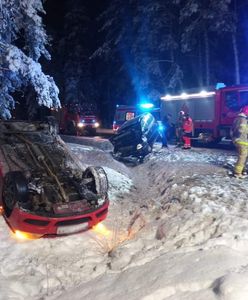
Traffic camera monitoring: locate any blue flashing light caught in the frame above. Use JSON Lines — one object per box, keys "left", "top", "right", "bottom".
{"left": 139, "top": 103, "right": 154, "bottom": 109}
{"left": 216, "top": 83, "right": 226, "bottom": 90}
{"left": 116, "top": 104, "right": 119, "bottom": 107}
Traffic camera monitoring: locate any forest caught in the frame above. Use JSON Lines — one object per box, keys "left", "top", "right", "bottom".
{"left": 1, "top": 0, "right": 248, "bottom": 125}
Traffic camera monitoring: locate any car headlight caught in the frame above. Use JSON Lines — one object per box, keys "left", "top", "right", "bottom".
{"left": 77, "top": 122, "right": 84, "bottom": 128}
{"left": 94, "top": 122, "right": 100, "bottom": 128}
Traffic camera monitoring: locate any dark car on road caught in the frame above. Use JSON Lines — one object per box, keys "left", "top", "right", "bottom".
{"left": 110, "top": 113, "right": 159, "bottom": 163}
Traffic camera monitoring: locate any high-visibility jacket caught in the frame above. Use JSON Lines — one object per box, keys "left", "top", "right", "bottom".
{"left": 231, "top": 113, "right": 248, "bottom": 146}
{"left": 182, "top": 117, "right": 193, "bottom": 133}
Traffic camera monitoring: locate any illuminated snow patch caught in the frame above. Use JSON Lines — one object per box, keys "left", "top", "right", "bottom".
{"left": 153, "top": 147, "right": 236, "bottom": 165}
{"left": 103, "top": 167, "right": 133, "bottom": 201}
{"left": 67, "top": 143, "right": 94, "bottom": 152}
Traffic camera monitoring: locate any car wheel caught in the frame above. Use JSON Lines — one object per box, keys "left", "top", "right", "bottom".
{"left": 2, "top": 171, "right": 29, "bottom": 217}
{"left": 82, "top": 166, "right": 108, "bottom": 198}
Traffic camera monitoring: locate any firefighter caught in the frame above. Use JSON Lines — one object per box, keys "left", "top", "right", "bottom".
{"left": 231, "top": 106, "right": 248, "bottom": 178}
{"left": 182, "top": 112, "right": 193, "bottom": 149}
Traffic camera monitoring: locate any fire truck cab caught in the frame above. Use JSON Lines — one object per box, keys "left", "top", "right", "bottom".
{"left": 161, "top": 84, "right": 248, "bottom": 144}
{"left": 60, "top": 104, "right": 100, "bottom": 136}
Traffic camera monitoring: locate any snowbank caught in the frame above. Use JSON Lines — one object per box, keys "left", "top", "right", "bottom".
{"left": 1, "top": 145, "right": 248, "bottom": 300}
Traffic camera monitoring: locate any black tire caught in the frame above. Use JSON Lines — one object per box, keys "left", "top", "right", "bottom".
{"left": 90, "top": 128, "right": 97, "bottom": 136}
{"left": 82, "top": 166, "right": 108, "bottom": 198}
{"left": 2, "top": 171, "right": 29, "bottom": 217}
{"left": 67, "top": 120, "right": 77, "bottom": 135}
{"left": 85, "top": 128, "right": 96, "bottom": 136}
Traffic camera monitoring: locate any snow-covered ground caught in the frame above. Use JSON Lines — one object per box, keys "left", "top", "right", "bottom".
{"left": 1, "top": 143, "right": 248, "bottom": 300}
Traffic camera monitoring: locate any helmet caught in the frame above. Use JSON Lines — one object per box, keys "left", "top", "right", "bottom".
{"left": 241, "top": 106, "right": 248, "bottom": 115}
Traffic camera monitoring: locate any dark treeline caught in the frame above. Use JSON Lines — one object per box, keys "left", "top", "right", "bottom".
{"left": 45, "top": 0, "right": 248, "bottom": 126}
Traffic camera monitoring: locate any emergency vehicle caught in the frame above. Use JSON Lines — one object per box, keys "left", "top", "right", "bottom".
{"left": 160, "top": 84, "right": 248, "bottom": 144}
{"left": 113, "top": 104, "right": 160, "bottom": 132}
{"left": 59, "top": 104, "right": 100, "bottom": 136}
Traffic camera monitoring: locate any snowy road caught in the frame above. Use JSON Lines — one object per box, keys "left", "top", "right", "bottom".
{"left": 1, "top": 144, "right": 248, "bottom": 300}
{"left": 60, "top": 134, "right": 114, "bottom": 150}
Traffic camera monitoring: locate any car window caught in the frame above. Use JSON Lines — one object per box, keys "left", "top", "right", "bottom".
{"left": 125, "top": 112, "right": 135, "bottom": 121}
{"left": 140, "top": 114, "right": 153, "bottom": 132}
{"left": 151, "top": 111, "right": 160, "bottom": 121}
{"left": 115, "top": 112, "right": 125, "bottom": 121}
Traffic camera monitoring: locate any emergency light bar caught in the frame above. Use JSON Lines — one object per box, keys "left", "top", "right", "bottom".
{"left": 139, "top": 103, "right": 154, "bottom": 109}
{"left": 161, "top": 90, "right": 216, "bottom": 101}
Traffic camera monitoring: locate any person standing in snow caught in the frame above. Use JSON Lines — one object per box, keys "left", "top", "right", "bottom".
{"left": 177, "top": 111, "right": 193, "bottom": 149}
{"left": 231, "top": 106, "right": 248, "bottom": 178}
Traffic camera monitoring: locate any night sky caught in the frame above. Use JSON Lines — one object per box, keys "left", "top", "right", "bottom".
{"left": 44, "top": 0, "right": 106, "bottom": 35}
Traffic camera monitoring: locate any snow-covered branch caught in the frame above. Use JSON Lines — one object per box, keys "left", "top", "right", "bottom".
{"left": 0, "top": 0, "right": 60, "bottom": 119}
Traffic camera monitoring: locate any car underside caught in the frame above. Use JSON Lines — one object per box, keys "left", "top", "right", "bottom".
{"left": 0, "top": 120, "right": 109, "bottom": 236}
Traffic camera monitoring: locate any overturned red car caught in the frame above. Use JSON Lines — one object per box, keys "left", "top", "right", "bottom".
{"left": 0, "top": 120, "right": 109, "bottom": 237}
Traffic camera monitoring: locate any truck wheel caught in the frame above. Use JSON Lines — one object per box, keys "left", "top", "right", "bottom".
{"left": 84, "top": 128, "right": 96, "bottom": 136}
{"left": 82, "top": 167, "right": 108, "bottom": 198}
{"left": 89, "top": 128, "right": 97, "bottom": 136}
{"left": 67, "top": 120, "right": 77, "bottom": 135}
{"left": 2, "top": 171, "right": 29, "bottom": 217}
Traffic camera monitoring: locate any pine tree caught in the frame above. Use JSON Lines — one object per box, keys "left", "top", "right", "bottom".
{"left": 94, "top": 0, "right": 183, "bottom": 101}
{"left": 209, "top": 0, "right": 240, "bottom": 84}
{"left": 0, "top": 0, "right": 60, "bottom": 119}
{"left": 62, "top": 0, "right": 97, "bottom": 110}
{"left": 176, "top": 0, "right": 239, "bottom": 86}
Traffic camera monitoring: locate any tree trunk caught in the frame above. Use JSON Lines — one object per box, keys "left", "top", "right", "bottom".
{"left": 231, "top": 33, "right": 240, "bottom": 84}
{"left": 198, "top": 41, "right": 203, "bottom": 87}
{"left": 204, "top": 29, "right": 210, "bottom": 86}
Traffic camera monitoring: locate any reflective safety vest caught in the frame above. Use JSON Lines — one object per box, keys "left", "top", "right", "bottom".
{"left": 182, "top": 117, "right": 193, "bottom": 133}
{"left": 231, "top": 113, "right": 248, "bottom": 146}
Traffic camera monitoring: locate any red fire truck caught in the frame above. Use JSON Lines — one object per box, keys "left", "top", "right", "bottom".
{"left": 160, "top": 84, "right": 248, "bottom": 144}
{"left": 59, "top": 104, "right": 100, "bottom": 136}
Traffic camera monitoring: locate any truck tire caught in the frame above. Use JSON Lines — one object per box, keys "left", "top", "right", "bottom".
{"left": 88, "top": 128, "right": 97, "bottom": 136}
{"left": 67, "top": 120, "right": 77, "bottom": 135}
{"left": 2, "top": 171, "right": 29, "bottom": 217}
{"left": 82, "top": 167, "right": 108, "bottom": 198}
